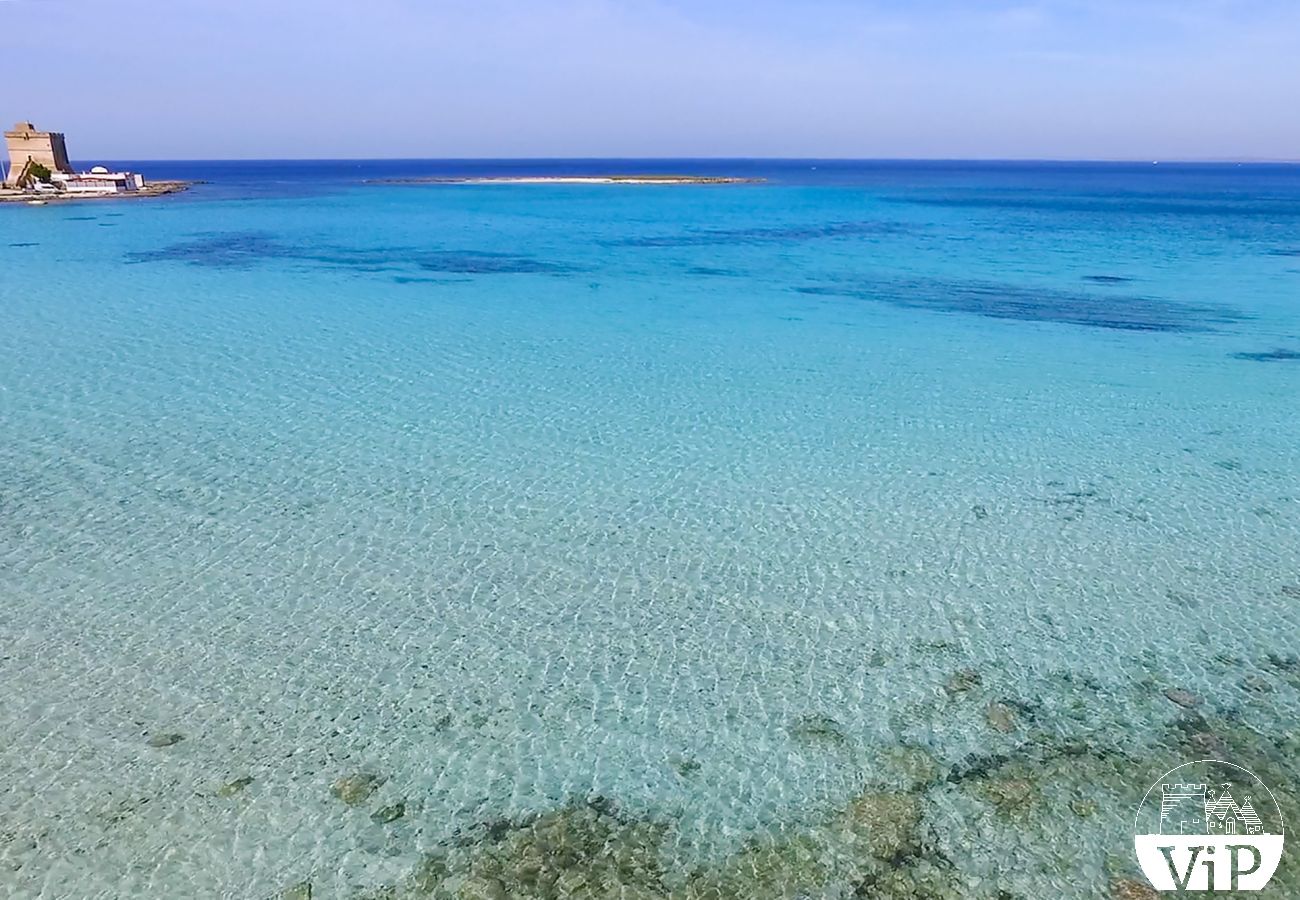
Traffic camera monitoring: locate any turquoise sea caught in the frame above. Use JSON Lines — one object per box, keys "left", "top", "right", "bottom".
{"left": 1, "top": 160, "right": 1298, "bottom": 899}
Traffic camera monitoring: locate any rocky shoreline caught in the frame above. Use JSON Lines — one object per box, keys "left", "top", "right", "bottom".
{"left": 0, "top": 180, "right": 195, "bottom": 204}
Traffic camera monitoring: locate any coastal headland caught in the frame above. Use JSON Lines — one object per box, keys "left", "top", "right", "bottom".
{"left": 3, "top": 121, "right": 197, "bottom": 203}
{"left": 0, "top": 180, "right": 195, "bottom": 204}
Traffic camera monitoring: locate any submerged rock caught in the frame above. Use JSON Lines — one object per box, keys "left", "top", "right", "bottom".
{"left": 352, "top": 887, "right": 399, "bottom": 900}
{"left": 985, "top": 702, "right": 1017, "bottom": 734}
{"left": 843, "top": 791, "right": 922, "bottom": 861}
{"left": 1232, "top": 349, "right": 1300, "bottom": 362}
{"left": 878, "top": 745, "right": 942, "bottom": 791}
{"left": 668, "top": 755, "right": 701, "bottom": 777}
{"left": 1110, "top": 878, "right": 1158, "bottom": 900}
{"left": 405, "top": 855, "right": 449, "bottom": 894}
{"left": 331, "top": 773, "right": 386, "bottom": 807}
{"left": 798, "top": 275, "right": 1234, "bottom": 333}
{"left": 944, "top": 668, "right": 983, "bottom": 695}
{"left": 1265, "top": 653, "right": 1300, "bottom": 673}
{"left": 1185, "top": 730, "right": 1229, "bottom": 758}
{"left": 217, "top": 775, "right": 254, "bottom": 798}
{"left": 276, "top": 881, "right": 312, "bottom": 900}
{"left": 851, "top": 859, "right": 965, "bottom": 900}
{"left": 978, "top": 777, "right": 1038, "bottom": 818}
{"left": 1070, "top": 798, "right": 1098, "bottom": 818}
{"left": 1163, "top": 688, "right": 1200, "bottom": 708}
{"left": 1240, "top": 674, "right": 1275, "bottom": 694}
{"left": 680, "top": 831, "right": 829, "bottom": 899}
{"left": 789, "top": 714, "right": 851, "bottom": 747}
{"left": 461, "top": 800, "right": 670, "bottom": 899}
{"left": 146, "top": 732, "right": 185, "bottom": 748}
{"left": 371, "top": 802, "right": 406, "bottom": 824}
{"left": 456, "top": 877, "right": 508, "bottom": 900}
{"left": 375, "top": 786, "right": 979, "bottom": 899}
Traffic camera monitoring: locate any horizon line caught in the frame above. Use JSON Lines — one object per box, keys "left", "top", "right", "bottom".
{"left": 80, "top": 155, "right": 1300, "bottom": 165}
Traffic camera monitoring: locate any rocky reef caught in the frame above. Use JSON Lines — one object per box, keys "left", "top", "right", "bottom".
{"left": 260, "top": 663, "right": 1299, "bottom": 900}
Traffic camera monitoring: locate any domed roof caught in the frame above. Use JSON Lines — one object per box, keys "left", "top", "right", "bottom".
{"left": 90, "top": 166, "right": 109, "bottom": 174}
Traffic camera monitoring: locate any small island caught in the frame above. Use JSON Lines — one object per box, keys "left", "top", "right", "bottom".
{"left": 367, "top": 174, "right": 765, "bottom": 186}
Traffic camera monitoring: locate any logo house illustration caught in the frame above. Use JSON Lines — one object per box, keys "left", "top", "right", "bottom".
{"left": 1160, "top": 782, "right": 1265, "bottom": 837}
{"left": 1135, "top": 761, "right": 1285, "bottom": 892}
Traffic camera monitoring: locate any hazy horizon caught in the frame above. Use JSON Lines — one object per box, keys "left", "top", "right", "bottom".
{"left": 7, "top": 0, "right": 1300, "bottom": 161}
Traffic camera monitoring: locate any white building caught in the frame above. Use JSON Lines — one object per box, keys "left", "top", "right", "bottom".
{"left": 52, "top": 166, "right": 147, "bottom": 194}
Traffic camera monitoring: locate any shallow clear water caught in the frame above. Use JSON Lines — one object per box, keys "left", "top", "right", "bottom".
{"left": 1, "top": 161, "right": 1298, "bottom": 899}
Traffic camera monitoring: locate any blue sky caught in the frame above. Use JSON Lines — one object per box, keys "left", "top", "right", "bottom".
{"left": 6, "top": 0, "right": 1298, "bottom": 159}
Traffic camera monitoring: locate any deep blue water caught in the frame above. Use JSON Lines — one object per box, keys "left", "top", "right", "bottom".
{"left": 91, "top": 155, "right": 1300, "bottom": 197}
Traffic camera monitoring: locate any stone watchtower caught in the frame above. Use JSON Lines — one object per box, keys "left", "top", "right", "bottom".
{"left": 4, "top": 121, "right": 74, "bottom": 186}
